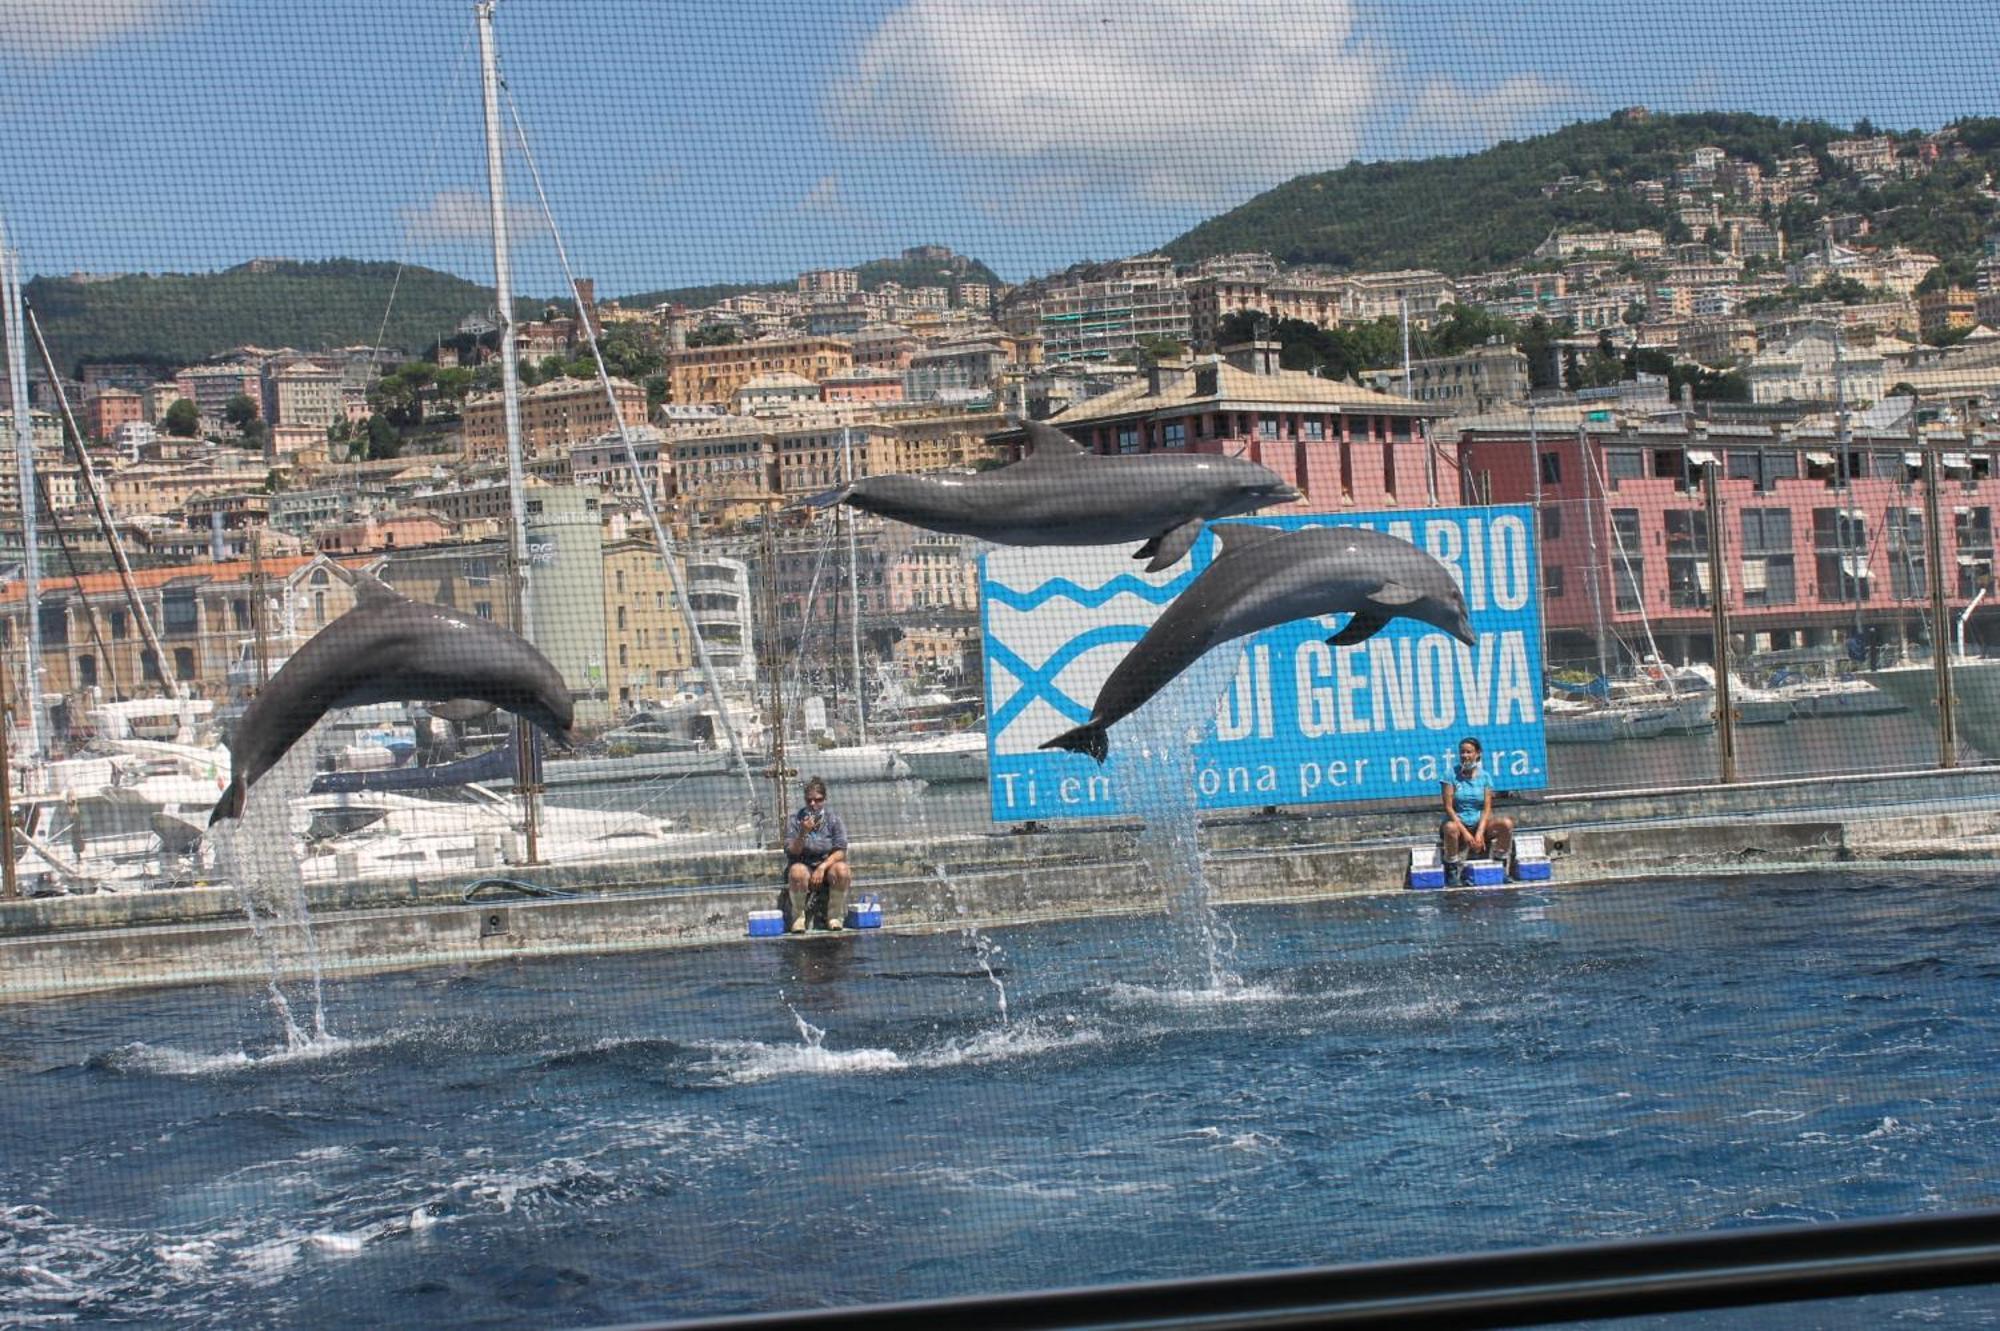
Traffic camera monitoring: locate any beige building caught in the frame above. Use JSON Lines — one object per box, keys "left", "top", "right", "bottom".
{"left": 602, "top": 537, "right": 697, "bottom": 704}
{"left": 662, "top": 337, "right": 853, "bottom": 408}
{"left": 462, "top": 375, "right": 647, "bottom": 462}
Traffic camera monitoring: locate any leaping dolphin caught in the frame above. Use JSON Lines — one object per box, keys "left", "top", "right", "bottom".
{"left": 803, "top": 421, "right": 1301, "bottom": 571}
{"left": 1041, "top": 523, "right": 1477, "bottom": 763}
{"left": 210, "top": 573, "right": 573, "bottom": 823}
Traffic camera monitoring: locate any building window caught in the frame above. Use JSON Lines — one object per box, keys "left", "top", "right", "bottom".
{"left": 1741, "top": 508, "right": 1796, "bottom": 606}
{"left": 1539, "top": 451, "right": 1561, "bottom": 486}
{"left": 163, "top": 592, "right": 198, "bottom": 637}
{"left": 1540, "top": 506, "right": 1563, "bottom": 541}
{"left": 38, "top": 603, "right": 67, "bottom": 646}
{"left": 1303, "top": 418, "right": 1324, "bottom": 441}
{"left": 1543, "top": 565, "right": 1565, "bottom": 599}
{"left": 475, "top": 601, "right": 493, "bottom": 621}
{"left": 1260, "top": 414, "right": 1279, "bottom": 439}
{"left": 110, "top": 609, "right": 128, "bottom": 640}
{"left": 231, "top": 598, "right": 251, "bottom": 631}
{"left": 141, "top": 649, "right": 161, "bottom": 682}
{"left": 1605, "top": 449, "right": 1645, "bottom": 484}
{"left": 1813, "top": 508, "right": 1871, "bottom": 604}
{"left": 616, "top": 606, "right": 627, "bottom": 630}
{"left": 1117, "top": 426, "right": 1139, "bottom": 454}
{"left": 1611, "top": 509, "right": 1644, "bottom": 613}
{"left": 1162, "top": 422, "right": 1186, "bottom": 449}
{"left": 1885, "top": 507, "right": 1927, "bottom": 600}
{"left": 173, "top": 647, "right": 196, "bottom": 681}
{"left": 1664, "top": 510, "right": 1711, "bottom": 609}
{"left": 1957, "top": 507, "right": 1993, "bottom": 597}
{"left": 78, "top": 654, "right": 97, "bottom": 689}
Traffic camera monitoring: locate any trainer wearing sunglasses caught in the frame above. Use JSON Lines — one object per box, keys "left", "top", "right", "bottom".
{"left": 782, "top": 775, "right": 852, "bottom": 932}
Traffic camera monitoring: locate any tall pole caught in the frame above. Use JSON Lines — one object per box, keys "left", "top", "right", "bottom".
{"left": 1529, "top": 405, "right": 1547, "bottom": 666}
{"left": 841, "top": 425, "right": 867, "bottom": 742}
{"left": 1919, "top": 401, "right": 1956, "bottom": 767}
{"left": 477, "top": 0, "right": 540, "bottom": 862}
{"left": 1577, "top": 424, "right": 1611, "bottom": 682}
{"left": 1404, "top": 297, "right": 1437, "bottom": 504}
{"left": 3, "top": 229, "right": 44, "bottom": 761}
{"left": 0, "top": 689, "right": 17, "bottom": 900}
{"left": 1833, "top": 330, "right": 1861, "bottom": 636}
{"left": 1703, "top": 460, "right": 1736, "bottom": 783}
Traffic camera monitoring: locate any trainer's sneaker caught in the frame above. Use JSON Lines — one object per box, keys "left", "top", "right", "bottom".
{"left": 789, "top": 916, "right": 806, "bottom": 933}
{"left": 827, "top": 918, "right": 844, "bottom": 931}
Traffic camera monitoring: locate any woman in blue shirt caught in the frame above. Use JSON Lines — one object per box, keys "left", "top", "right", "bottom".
{"left": 1440, "top": 736, "right": 1513, "bottom": 883}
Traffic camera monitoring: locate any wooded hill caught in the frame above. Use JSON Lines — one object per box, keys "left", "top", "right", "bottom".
{"left": 25, "top": 259, "right": 536, "bottom": 377}
{"left": 1162, "top": 111, "right": 2000, "bottom": 286}
{"left": 618, "top": 252, "right": 1003, "bottom": 313}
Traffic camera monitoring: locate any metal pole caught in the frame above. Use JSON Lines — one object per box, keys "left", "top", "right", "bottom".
{"left": 477, "top": 0, "right": 539, "bottom": 862}
{"left": 1577, "top": 425, "right": 1611, "bottom": 682}
{"left": 0, "top": 691, "right": 17, "bottom": 900}
{"left": 1529, "top": 405, "right": 1547, "bottom": 665}
{"left": 841, "top": 425, "right": 867, "bottom": 743}
{"left": 1704, "top": 460, "right": 1736, "bottom": 783}
{"left": 26, "top": 305, "right": 175, "bottom": 703}
{"left": 250, "top": 529, "right": 270, "bottom": 689}
{"left": 1920, "top": 402, "right": 1956, "bottom": 767}
{"left": 3, "top": 232, "right": 44, "bottom": 761}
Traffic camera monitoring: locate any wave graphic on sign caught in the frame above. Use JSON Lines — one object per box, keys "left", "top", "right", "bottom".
{"left": 987, "top": 625, "right": 1151, "bottom": 737}
{"left": 984, "top": 567, "right": 1203, "bottom": 612}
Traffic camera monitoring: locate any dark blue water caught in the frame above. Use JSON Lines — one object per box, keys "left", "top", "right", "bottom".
{"left": 3, "top": 871, "right": 1999, "bottom": 1328}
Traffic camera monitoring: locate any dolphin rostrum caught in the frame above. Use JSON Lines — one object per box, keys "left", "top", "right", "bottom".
{"left": 803, "top": 421, "right": 1301, "bottom": 572}
{"left": 209, "top": 573, "right": 573, "bottom": 823}
{"left": 1041, "top": 523, "right": 1477, "bottom": 763}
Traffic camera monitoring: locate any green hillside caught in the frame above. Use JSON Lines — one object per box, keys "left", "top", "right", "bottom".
{"left": 1161, "top": 110, "right": 1981, "bottom": 275}
{"left": 26, "top": 259, "right": 530, "bottom": 375}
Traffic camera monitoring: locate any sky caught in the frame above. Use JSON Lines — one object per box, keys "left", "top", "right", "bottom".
{"left": 0, "top": 0, "right": 1994, "bottom": 297}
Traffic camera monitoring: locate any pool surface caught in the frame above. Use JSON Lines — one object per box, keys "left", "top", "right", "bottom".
{"left": 3, "top": 870, "right": 1997, "bottom": 1327}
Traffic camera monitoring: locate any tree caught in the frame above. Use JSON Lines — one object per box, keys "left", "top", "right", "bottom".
{"left": 364, "top": 414, "right": 401, "bottom": 460}
{"left": 163, "top": 398, "right": 200, "bottom": 437}
{"left": 224, "top": 394, "right": 260, "bottom": 430}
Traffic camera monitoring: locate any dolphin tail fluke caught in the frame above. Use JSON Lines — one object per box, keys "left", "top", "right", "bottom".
{"left": 1039, "top": 723, "right": 1109, "bottom": 764}
{"left": 209, "top": 778, "right": 245, "bottom": 826}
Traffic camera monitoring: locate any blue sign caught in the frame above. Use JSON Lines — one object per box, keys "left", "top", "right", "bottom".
{"left": 980, "top": 506, "right": 1547, "bottom": 821}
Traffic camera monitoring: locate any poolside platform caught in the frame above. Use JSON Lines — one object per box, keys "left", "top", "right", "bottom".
{"left": 3, "top": 764, "right": 1998, "bottom": 1002}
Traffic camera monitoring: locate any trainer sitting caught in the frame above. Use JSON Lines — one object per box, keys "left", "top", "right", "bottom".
{"left": 1440, "top": 736, "right": 1513, "bottom": 885}
{"left": 783, "top": 776, "right": 852, "bottom": 932}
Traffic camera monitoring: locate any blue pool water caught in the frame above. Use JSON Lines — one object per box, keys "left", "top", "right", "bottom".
{"left": 3, "top": 870, "right": 1999, "bottom": 1328}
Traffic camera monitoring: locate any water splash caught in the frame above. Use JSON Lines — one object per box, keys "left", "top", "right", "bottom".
{"left": 1106, "top": 646, "right": 1246, "bottom": 993}
{"left": 779, "top": 991, "right": 825, "bottom": 1050}
{"left": 965, "top": 928, "right": 1009, "bottom": 1021}
{"left": 207, "top": 721, "right": 336, "bottom": 1050}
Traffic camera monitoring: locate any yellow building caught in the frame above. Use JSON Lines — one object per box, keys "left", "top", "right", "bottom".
{"left": 662, "top": 336, "right": 853, "bottom": 407}
{"left": 462, "top": 375, "right": 647, "bottom": 462}
{"left": 602, "top": 537, "right": 697, "bottom": 705}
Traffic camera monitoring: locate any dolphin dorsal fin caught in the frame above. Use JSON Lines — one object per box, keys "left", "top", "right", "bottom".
{"left": 1210, "top": 522, "right": 1286, "bottom": 555}
{"left": 350, "top": 570, "right": 404, "bottom": 605}
{"left": 1021, "top": 420, "right": 1088, "bottom": 461}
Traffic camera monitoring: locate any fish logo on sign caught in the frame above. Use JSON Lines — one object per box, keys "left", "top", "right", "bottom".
{"left": 982, "top": 545, "right": 1199, "bottom": 757}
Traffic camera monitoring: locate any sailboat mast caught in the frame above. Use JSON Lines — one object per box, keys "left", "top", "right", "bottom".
{"left": 841, "top": 425, "right": 867, "bottom": 742}
{"left": 2, "top": 228, "right": 44, "bottom": 762}
{"left": 477, "top": 0, "right": 539, "bottom": 863}
{"left": 1577, "top": 423, "right": 1611, "bottom": 682}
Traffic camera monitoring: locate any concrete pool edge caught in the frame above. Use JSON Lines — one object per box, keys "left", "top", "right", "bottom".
{"left": 3, "top": 794, "right": 1994, "bottom": 1001}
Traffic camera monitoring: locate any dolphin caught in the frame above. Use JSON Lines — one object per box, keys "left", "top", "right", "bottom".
{"left": 209, "top": 573, "right": 573, "bottom": 823}
{"left": 802, "top": 420, "right": 1301, "bottom": 572}
{"left": 1040, "top": 523, "right": 1477, "bottom": 763}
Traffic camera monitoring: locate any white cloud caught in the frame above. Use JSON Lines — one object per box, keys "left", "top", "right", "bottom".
{"left": 1393, "top": 74, "right": 1581, "bottom": 158}
{"left": 397, "top": 189, "right": 544, "bottom": 244}
{"left": 799, "top": 174, "right": 845, "bottom": 215}
{"left": 0, "top": 0, "right": 192, "bottom": 57}
{"left": 829, "top": 0, "right": 1387, "bottom": 208}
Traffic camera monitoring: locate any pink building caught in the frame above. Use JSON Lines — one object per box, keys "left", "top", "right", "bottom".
{"left": 1456, "top": 404, "right": 1999, "bottom": 668}
{"left": 1037, "top": 342, "right": 1452, "bottom": 511}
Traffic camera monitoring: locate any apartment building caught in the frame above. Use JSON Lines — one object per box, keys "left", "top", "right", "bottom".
{"left": 1369, "top": 344, "right": 1531, "bottom": 416}
{"left": 661, "top": 336, "right": 853, "bottom": 407}
{"left": 84, "top": 388, "right": 145, "bottom": 442}
{"left": 602, "top": 537, "right": 699, "bottom": 705}
{"left": 1035, "top": 255, "right": 1192, "bottom": 363}
{"left": 461, "top": 375, "right": 647, "bottom": 461}
{"left": 1919, "top": 287, "right": 1980, "bottom": 340}
{"left": 1037, "top": 342, "right": 1450, "bottom": 510}
{"left": 1455, "top": 401, "right": 2000, "bottom": 666}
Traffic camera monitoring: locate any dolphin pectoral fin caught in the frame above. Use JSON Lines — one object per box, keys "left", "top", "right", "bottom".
{"left": 1327, "top": 611, "right": 1390, "bottom": 648}
{"left": 1369, "top": 581, "right": 1424, "bottom": 606}
{"left": 1138, "top": 519, "right": 1204, "bottom": 572}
